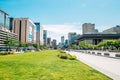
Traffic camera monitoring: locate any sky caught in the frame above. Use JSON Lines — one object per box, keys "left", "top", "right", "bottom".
{"left": 0, "top": 0, "right": 120, "bottom": 43}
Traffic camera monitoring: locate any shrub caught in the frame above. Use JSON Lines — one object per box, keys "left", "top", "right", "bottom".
{"left": 2, "top": 52, "right": 8, "bottom": 55}
{"left": 60, "top": 55, "right": 68, "bottom": 59}
{"left": 59, "top": 50, "right": 66, "bottom": 54}
{"left": 115, "top": 54, "right": 120, "bottom": 57}
{"left": 69, "top": 56, "right": 77, "bottom": 60}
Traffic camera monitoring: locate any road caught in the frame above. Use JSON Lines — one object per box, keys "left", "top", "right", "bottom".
{"left": 67, "top": 51, "right": 120, "bottom": 80}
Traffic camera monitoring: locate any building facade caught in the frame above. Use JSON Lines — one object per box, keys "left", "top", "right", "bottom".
{"left": 61, "top": 36, "right": 64, "bottom": 46}
{"left": 68, "top": 32, "right": 77, "bottom": 45}
{"left": 0, "top": 9, "right": 9, "bottom": 30}
{"left": 0, "top": 29, "right": 18, "bottom": 47}
{"left": 82, "top": 23, "right": 95, "bottom": 34}
{"left": 43, "top": 30, "right": 47, "bottom": 45}
{"left": 78, "top": 34, "right": 120, "bottom": 45}
{"left": 52, "top": 39, "right": 57, "bottom": 49}
{"left": 47, "top": 37, "right": 52, "bottom": 47}
{"left": 10, "top": 18, "right": 36, "bottom": 43}
{"left": 65, "top": 39, "right": 68, "bottom": 47}
{"left": 0, "top": 9, "right": 18, "bottom": 47}
{"left": 34, "top": 22, "right": 44, "bottom": 45}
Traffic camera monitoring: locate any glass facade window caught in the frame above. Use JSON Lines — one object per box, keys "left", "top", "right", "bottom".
{"left": 0, "top": 10, "right": 10, "bottom": 30}
{"left": 0, "top": 11, "right": 4, "bottom": 28}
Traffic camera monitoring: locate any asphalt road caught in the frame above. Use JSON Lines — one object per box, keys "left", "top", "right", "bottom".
{"left": 67, "top": 51, "right": 120, "bottom": 80}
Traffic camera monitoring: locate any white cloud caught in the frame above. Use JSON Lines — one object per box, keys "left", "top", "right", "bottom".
{"left": 43, "top": 24, "right": 82, "bottom": 44}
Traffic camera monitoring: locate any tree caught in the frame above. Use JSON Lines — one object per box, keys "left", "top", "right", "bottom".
{"left": 33, "top": 43, "right": 40, "bottom": 50}
{"left": 4, "top": 36, "right": 15, "bottom": 51}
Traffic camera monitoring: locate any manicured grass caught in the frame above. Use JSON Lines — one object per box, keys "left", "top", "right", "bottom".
{"left": 0, "top": 50, "right": 112, "bottom": 80}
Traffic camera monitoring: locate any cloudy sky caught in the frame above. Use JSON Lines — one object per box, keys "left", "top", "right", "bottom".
{"left": 0, "top": 0, "right": 120, "bottom": 43}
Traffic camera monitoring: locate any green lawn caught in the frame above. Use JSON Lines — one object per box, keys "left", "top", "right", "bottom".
{"left": 0, "top": 50, "right": 112, "bottom": 80}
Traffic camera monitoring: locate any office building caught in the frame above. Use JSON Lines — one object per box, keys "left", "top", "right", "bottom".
{"left": 61, "top": 36, "right": 64, "bottom": 46}
{"left": 68, "top": 32, "right": 77, "bottom": 45}
{"left": 82, "top": 23, "right": 95, "bottom": 34}
{"left": 52, "top": 39, "right": 57, "bottom": 49}
{"left": 40, "top": 25, "right": 44, "bottom": 45}
{"left": 0, "top": 29, "right": 18, "bottom": 47}
{"left": 103, "top": 25, "right": 120, "bottom": 34}
{"left": 43, "top": 30, "right": 47, "bottom": 45}
{"left": 34, "top": 23, "right": 44, "bottom": 45}
{"left": 0, "top": 9, "right": 9, "bottom": 30}
{"left": 65, "top": 39, "right": 68, "bottom": 47}
{"left": 10, "top": 18, "right": 36, "bottom": 43}
{"left": 0, "top": 9, "right": 18, "bottom": 47}
{"left": 47, "top": 37, "right": 52, "bottom": 47}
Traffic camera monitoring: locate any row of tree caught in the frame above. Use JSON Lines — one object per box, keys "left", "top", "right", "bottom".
{"left": 4, "top": 36, "right": 48, "bottom": 51}
{"left": 68, "top": 40, "right": 120, "bottom": 51}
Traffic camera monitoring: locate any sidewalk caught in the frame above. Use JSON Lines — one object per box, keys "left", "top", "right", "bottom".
{"left": 67, "top": 51, "right": 120, "bottom": 80}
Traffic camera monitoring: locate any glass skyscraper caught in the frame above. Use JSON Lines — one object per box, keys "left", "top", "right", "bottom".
{"left": 0, "top": 9, "right": 9, "bottom": 30}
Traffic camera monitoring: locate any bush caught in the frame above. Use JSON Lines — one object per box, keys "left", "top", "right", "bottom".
{"left": 59, "top": 50, "right": 66, "bottom": 54}
{"left": 0, "top": 52, "right": 8, "bottom": 55}
{"left": 69, "top": 56, "right": 77, "bottom": 60}
{"left": 115, "top": 54, "right": 120, "bottom": 57}
{"left": 60, "top": 54, "right": 68, "bottom": 59}
{"left": 57, "top": 52, "right": 77, "bottom": 60}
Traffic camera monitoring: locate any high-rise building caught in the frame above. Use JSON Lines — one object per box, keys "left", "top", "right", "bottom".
{"left": 10, "top": 18, "right": 36, "bottom": 43}
{"left": 0, "top": 9, "right": 18, "bottom": 47}
{"left": 34, "top": 23, "right": 44, "bottom": 45}
{"left": 52, "top": 39, "right": 57, "bottom": 49}
{"left": 68, "top": 32, "right": 77, "bottom": 45}
{"left": 34, "top": 23, "right": 40, "bottom": 44}
{"left": 40, "top": 25, "right": 44, "bottom": 45}
{"left": 103, "top": 25, "right": 120, "bottom": 34}
{"left": 82, "top": 23, "right": 95, "bottom": 34}
{"left": 47, "top": 37, "right": 52, "bottom": 47}
{"left": 61, "top": 36, "right": 64, "bottom": 46}
{"left": 43, "top": 30, "right": 47, "bottom": 45}
{"left": 0, "top": 9, "right": 9, "bottom": 30}
{"left": 65, "top": 39, "right": 68, "bottom": 47}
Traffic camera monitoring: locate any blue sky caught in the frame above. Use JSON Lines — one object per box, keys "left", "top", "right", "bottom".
{"left": 0, "top": 0, "right": 120, "bottom": 43}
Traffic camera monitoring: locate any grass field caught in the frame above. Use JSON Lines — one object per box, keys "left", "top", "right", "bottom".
{"left": 0, "top": 50, "right": 112, "bottom": 80}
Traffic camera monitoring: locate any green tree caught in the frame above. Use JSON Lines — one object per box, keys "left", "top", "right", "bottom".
{"left": 33, "top": 43, "right": 40, "bottom": 50}
{"left": 4, "top": 36, "right": 15, "bottom": 51}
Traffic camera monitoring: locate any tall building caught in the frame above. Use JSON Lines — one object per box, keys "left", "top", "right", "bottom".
{"left": 34, "top": 23, "right": 43, "bottom": 45}
{"left": 68, "top": 32, "right": 77, "bottom": 45}
{"left": 34, "top": 23, "right": 40, "bottom": 44}
{"left": 61, "top": 36, "right": 64, "bottom": 46}
{"left": 52, "top": 39, "right": 57, "bottom": 49}
{"left": 0, "top": 9, "right": 9, "bottom": 30}
{"left": 82, "top": 23, "right": 95, "bottom": 34}
{"left": 65, "top": 39, "right": 68, "bottom": 47}
{"left": 0, "top": 9, "right": 18, "bottom": 47}
{"left": 43, "top": 30, "right": 47, "bottom": 45}
{"left": 40, "top": 25, "right": 44, "bottom": 45}
{"left": 103, "top": 25, "right": 120, "bottom": 34}
{"left": 10, "top": 18, "right": 36, "bottom": 43}
{"left": 47, "top": 37, "right": 52, "bottom": 47}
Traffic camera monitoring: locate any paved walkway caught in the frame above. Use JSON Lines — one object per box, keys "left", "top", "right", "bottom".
{"left": 67, "top": 51, "right": 120, "bottom": 80}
